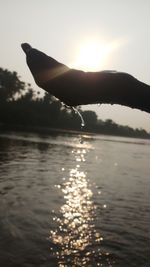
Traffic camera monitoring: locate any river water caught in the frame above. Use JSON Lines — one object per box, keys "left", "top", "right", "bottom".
{"left": 0, "top": 131, "right": 150, "bottom": 267}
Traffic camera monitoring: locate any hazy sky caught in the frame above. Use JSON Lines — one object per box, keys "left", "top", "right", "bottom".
{"left": 1, "top": 0, "right": 150, "bottom": 131}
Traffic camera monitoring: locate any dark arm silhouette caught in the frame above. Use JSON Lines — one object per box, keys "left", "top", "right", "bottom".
{"left": 21, "top": 43, "right": 150, "bottom": 113}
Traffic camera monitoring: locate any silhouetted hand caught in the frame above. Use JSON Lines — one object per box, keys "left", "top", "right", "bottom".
{"left": 21, "top": 43, "right": 150, "bottom": 113}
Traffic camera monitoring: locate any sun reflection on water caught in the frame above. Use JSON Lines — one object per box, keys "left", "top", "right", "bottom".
{"left": 50, "top": 146, "right": 112, "bottom": 266}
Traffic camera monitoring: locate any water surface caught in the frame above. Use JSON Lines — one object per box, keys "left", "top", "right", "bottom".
{"left": 0, "top": 131, "right": 150, "bottom": 266}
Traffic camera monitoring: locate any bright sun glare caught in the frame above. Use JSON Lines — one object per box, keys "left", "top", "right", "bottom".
{"left": 72, "top": 39, "right": 120, "bottom": 71}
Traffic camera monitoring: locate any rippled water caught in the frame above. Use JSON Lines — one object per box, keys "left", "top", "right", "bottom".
{"left": 0, "top": 131, "right": 150, "bottom": 267}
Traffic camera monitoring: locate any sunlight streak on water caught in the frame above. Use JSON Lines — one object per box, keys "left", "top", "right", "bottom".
{"left": 49, "top": 147, "right": 113, "bottom": 266}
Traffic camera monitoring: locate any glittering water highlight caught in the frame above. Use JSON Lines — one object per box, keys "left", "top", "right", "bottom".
{"left": 49, "top": 146, "right": 112, "bottom": 266}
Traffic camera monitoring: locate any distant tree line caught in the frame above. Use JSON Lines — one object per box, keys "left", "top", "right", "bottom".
{"left": 0, "top": 67, "right": 150, "bottom": 139}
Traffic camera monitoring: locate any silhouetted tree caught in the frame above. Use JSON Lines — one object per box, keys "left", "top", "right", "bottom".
{"left": 0, "top": 68, "right": 25, "bottom": 102}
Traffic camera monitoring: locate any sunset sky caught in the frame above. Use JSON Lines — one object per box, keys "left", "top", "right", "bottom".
{"left": 1, "top": 0, "right": 150, "bottom": 131}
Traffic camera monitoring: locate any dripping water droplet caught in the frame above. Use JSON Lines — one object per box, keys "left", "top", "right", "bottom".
{"left": 74, "top": 108, "right": 85, "bottom": 144}
{"left": 72, "top": 107, "right": 85, "bottom": 129}
{"left": 61, "top": 103, "right": 85, "bottom": 143}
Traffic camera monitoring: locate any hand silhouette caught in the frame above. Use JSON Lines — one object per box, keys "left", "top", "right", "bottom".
{"left": 21, "top": 43, "right": 150, "bottom": 113}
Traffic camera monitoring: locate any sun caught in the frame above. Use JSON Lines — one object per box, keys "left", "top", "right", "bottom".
{"left": 72, "top": 39, "right": 119, "bottom": 71}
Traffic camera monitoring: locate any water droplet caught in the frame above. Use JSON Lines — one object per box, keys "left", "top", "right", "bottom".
{"left": 72, "top": 107, "right": 85, "bottom": 130}
{"left": 79, "top": 137, "right": 84, "bottom": 144}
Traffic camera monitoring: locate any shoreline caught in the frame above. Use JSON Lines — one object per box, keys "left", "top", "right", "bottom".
{"left": 0, "top": 123, "right": 150, "bottom": 140}
{"left": 0, "top": 123, "right": 93, "bottom": 137}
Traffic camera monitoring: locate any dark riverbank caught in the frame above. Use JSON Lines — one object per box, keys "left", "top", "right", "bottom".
{"left": 0, "top": 123, "right": 92, "bottom": 137}
{"left": 0, "top": 122, "right": 150, "bottom": 140}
